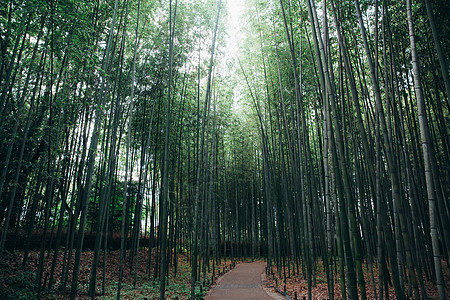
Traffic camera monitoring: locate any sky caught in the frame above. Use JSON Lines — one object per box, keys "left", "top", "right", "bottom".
{"left": 224, "top": 0, "right": 245, "bottom": 60}
{"left": 223, "top": 0, "right": 247, "bottom": 114}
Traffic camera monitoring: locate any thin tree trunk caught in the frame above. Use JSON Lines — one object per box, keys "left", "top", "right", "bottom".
{"left": 70, "top": 0, "right": 119, "bottom": 297}
{"left": 406, "top": 1, "right": 445, "bottom": 298}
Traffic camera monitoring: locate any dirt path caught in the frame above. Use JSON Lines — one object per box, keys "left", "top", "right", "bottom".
{"left": 206, "top": 261, "right": 283, "bottom": 300}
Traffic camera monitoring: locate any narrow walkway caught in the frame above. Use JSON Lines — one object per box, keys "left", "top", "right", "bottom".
{"left": 206, "top": 261, "right": 281, "bottom": 300}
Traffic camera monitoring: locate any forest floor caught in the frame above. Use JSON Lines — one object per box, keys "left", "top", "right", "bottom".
{"left": 0, "top": 249, "right": 231, "bottom": 299}
{"left": 1, "top": 249, "right": 448, "bottom": 299}
{"left": 265, "top": 260, "right": 450, "bottom": 299}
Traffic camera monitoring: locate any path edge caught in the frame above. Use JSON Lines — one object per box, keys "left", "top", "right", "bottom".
{"left": 261, "top": 271, "right": 286, "bottom": 300}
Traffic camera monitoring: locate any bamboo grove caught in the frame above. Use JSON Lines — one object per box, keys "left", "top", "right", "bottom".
{"left": 0, "top": 0, "right": 448, "bottom": 299}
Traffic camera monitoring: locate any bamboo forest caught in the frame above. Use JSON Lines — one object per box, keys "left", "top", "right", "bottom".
{"left": 0, "top": 0, "right": 448, "bottom": 299}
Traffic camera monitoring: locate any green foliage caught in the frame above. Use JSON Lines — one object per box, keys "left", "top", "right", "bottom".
{"left": 0, "top": 264, "right": 36, "bottom": 300}
{"left": 87, "top": 179, "right": 139, "bottom": 233}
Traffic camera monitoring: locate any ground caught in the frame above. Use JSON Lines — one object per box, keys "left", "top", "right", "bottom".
{"left": 206, "top": 261, "right": 275, "bottom": 300}
{"left": 1, "top": 250, "right": 448, "bottom": 299}
{"left": 264, "top": 260, "right": 450, "bottom": 299}
{"left": 0, "top": 249, "right": 229, "bottom": 299}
